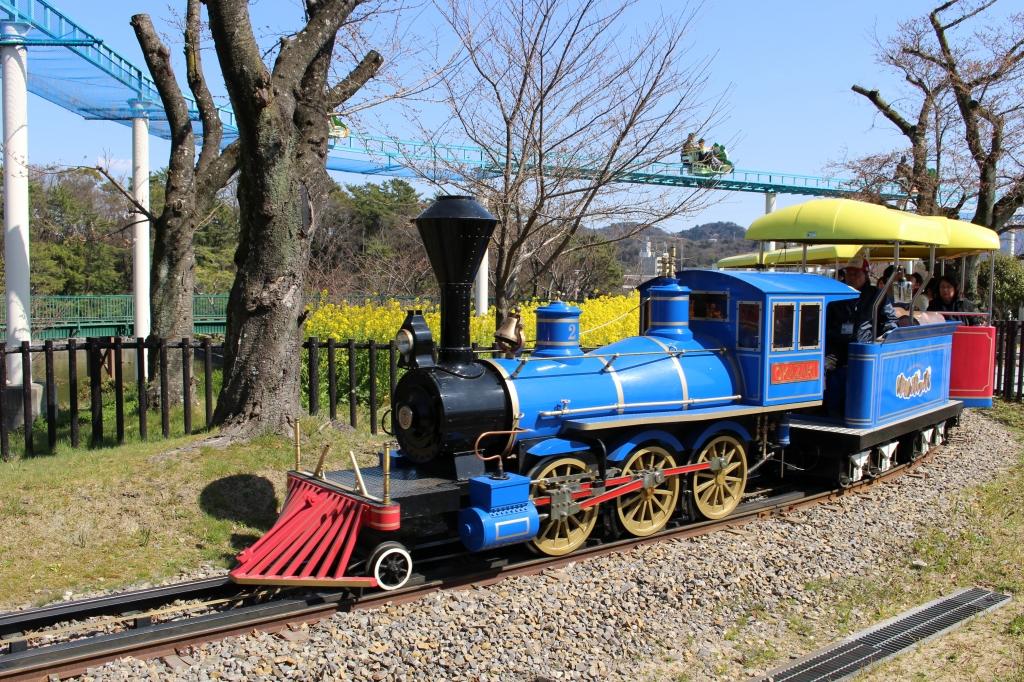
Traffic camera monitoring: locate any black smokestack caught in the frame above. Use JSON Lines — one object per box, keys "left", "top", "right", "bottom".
{"left": 414, "top": 196, "right": 496, "bottom": 365}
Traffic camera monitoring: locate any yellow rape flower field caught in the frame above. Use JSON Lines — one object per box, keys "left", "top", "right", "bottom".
{"left": 305, "top": 293, "right": 641, "bottom": 348}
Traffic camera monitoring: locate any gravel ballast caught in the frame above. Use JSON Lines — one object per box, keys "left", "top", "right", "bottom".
{"left": 75, "top": 410, "right": 1020, "bottom": 681}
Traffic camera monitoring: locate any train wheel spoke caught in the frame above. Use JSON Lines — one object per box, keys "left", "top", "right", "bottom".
{"left": 692, "top": 435, "right": 747, "bottom": 520}
{"left": 615, "top": 446, "right": 680, "bottom": 537}
{"left": 528, "top": 457, "right": 598, "bottom": 557}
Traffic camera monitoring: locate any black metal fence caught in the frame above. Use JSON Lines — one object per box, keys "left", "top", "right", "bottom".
{"left": 994, "top": 320, "right": 1024, "bottom": 402}
{"left": 0, "top": 336, "right": 405, "bottom": 461}
{"left": 5, "top": 323, "right": 1021, "bottom": 460}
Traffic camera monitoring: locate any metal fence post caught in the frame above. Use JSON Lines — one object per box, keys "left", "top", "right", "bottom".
{"left": 327, "top": 338, "right": 337, "bottom": 421}
{"left": 20, "top": 341, "right": 32, "bottom": 456}
{"left": 0, "top": 347, "right": 8, "bottom": 461}
{"left": 307, "top": 337, "right": 319, "bottom": 416}
{"left": 114, "top": 337, "right": 125, "bottom": 444}
{"left": 159, "top": 339, "right": 170, "bottom": 438}
{"left": 88, "top": 337, "right": 102, "bottom": 447}
{"left": 347, "top": 339, "right": 357, "bottom": 428}
{"left": 369, "top": 341, "right": 378, "bottom": 435}
{"left": 202, "top": 338, "right": 213, "bottom": 429}
{"left": 68, "top": 338, "right": 79, "bottom": 447}
{"left": 388, "top": 340, "right": 398, "bottom": 397}
{"left": 182, "top": 337, "right": 192, "bottom": 435}
{"left": 44, "top": 340, "right": 56, "bottom": 451}
{"left": 136, "top": 337, "right": 148, "bottom": 440}
{"left": 1004, "top": 321, "right": 1018, "bottom": 400}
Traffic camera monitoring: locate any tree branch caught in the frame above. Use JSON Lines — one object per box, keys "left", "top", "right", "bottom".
{"left": 130, "top": 12, "right": 195, "bottom": 181}
{"left": 273, "top": 0, "right": 359, "bottom": 87}
{"left": 88, "top": 164, "right": 157, "bottom": 222}
{"left": 196, "top": 139, "right": 240, "bottom": 206}
{"left": 327, "top": 49, "right": 383, "bottom": 109}
{"left": 185, "top": 0, "right": 222, "bottom": 175}
{"left": 852, "top": 84, "right": 916, "bottom": 137}
{"left": 934, "top": 0, "right": 996, "bottom": 31}
{"left": 205, "top": 0, "right": 273, "bottom": 126}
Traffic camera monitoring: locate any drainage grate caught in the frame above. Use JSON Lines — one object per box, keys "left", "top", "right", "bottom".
{"left": 763, "top": 587, "right": 1011, "bottom": 681}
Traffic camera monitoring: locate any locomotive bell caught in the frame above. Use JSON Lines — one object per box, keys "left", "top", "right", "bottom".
{"left": 494, "top": 308, "right": 525, "bottom": 357}
{"left": 414, "top": 196, "right": 497, "bottom": 366}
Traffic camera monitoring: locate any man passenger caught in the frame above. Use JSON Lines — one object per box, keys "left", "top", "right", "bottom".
{"left": 825, "top": 255, "right": 898, "bottom": 371}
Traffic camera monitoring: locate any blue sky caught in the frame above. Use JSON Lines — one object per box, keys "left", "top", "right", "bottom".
{"left": 12, "top": 0, "right": 1011, "bottom": 230}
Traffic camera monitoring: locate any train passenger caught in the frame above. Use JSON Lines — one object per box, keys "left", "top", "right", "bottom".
{"left": 824, "top": 256, "right": 898, "bottom": 371}
{"left": 698, "top": 138, "right": 712, "bottom": 165}
{"left": 681, "top": 133, "right": 697, "bottom": 172}
{"left": 682, "top": 133, "right": 698, "bottom": 156}
{"left": 928, "top": 274, "right": 981, "bottom": 326}
{"left": 910, "top": 272, "right": 930, "bottom": 311}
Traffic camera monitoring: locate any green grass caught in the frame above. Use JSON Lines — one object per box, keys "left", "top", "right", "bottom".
{"left": 0, "top": 413, "right": 387, "bottom": 608}
{"left": 820, "top": 400, "right": 1024, "bottom": 679}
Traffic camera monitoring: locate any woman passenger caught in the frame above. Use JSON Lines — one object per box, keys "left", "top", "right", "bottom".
{"left": 927, "top": 275, "right": 980, "bottom": 326}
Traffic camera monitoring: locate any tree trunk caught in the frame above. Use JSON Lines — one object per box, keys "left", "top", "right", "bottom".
{"left": 204, "top": 0, "right": 381, "bottom": 436}
{"left": 147, "top": 211, "right": 197, "bottom": 404}
{"left": 213, "top": 145, "right": 311, "bottom": 434}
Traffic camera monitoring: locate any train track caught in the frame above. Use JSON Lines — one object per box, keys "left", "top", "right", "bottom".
{"left": 0, "top": 452, "right": 936, "bottom": 681}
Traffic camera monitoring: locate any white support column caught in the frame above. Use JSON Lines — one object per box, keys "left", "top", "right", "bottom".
{"left": 2, "top": 22, "right": 32, "bottom": 383}
{"left": 764, "top": 192, "right": 777, "bottom": 252}
{"left": 474, "top": 249, "right": 489, "bottom": 316}
{"left": 129, "top": 99, "right": 151, "bottom": 342}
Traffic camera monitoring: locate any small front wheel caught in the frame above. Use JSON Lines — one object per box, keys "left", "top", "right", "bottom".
{"left": 367, "top": 541, "right": 412, "bottom": 591}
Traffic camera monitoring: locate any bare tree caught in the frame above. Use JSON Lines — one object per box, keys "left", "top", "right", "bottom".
{"left": 409, "top": 0, "right": 725, "bottom": 321}
{"left": 851, "top": 86, "right": 945, "bottom": 215}
{"left": 204, "top": 0, "right": 383, "bottom": 435}
{"left": 848, "top": 13, "right": 984, "bottom": 217}
{"left": 903, "top": 0, "right": 1024, "bottom": 294}
{"left": 911, "top": 0, "right": 1024, "bottom": 233}
{"left": 131, "top": 0, "right": 240, "bottom": 401}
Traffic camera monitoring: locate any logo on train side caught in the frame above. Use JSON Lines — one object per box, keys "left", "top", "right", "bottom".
{"left": 770, "top": 360, "right": 820, "bottom": 384}
{"left": 895, "top": 367, "right": 932, "bottom": 399}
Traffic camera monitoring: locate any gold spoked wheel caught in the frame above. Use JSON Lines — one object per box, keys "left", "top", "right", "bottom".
{"left": 691, "top": 435, "right": 748, "bottom": 520}
{"left": 528, "top": 457, "right": 598, "bottom": 556}
{"left": 615, "top": 445, "right": 680, "bottom": 537}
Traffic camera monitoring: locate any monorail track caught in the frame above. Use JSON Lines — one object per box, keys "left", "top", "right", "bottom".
{"left": 0, "top": 451, "right": 936, "bottom": 681}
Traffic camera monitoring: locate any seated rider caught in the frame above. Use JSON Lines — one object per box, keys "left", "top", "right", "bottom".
{"left": 708, "top": 144, "right": 724, "bottom": 170}
{"left": 928, "top": 274, "right": 981, "bottom": 326}
{"left": 681, "top": 133, "right": 698, "bottom": 171}
{"left": 714, "top": 143, "right": 729, "bottom": 165}
{"left": 698, "top": 138, "right": 712, "bottom": 165}
{"left": 824, "top": 254, "right": 898, "bottom": 371}
{"left": 682, "top": 133, "right": 698, "bottom": 156}
{"left": 910, "top": 271, "right": 930, "bottom": 312}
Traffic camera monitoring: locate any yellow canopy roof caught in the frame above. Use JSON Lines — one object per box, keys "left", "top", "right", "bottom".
{"left": 716, "top": 252, "right": 764, "bottom": 268}
{"left": 929, "top": 217, "right": 999, "bottom": 255}
{"left": 717, "top": 244, "right": 864, "bottom": 268}
{"left": 746, "top": 198, "right": 949, "bottom": 246}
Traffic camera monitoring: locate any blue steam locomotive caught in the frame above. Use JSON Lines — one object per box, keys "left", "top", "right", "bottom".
{"left": 230, "top": 196, "right": 963, "bottom": 591}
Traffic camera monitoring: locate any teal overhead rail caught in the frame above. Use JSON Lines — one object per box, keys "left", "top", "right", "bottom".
{"left": 0, "top": 0, "right": 236, "bottom": 135}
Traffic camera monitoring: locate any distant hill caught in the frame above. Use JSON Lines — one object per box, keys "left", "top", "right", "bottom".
{"left": 590, "top": 220, "right": 751, "bottom": 274}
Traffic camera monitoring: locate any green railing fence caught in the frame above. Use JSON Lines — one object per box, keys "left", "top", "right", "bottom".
{"left": 0, "top": 294, "right": 229, "bottom": 339}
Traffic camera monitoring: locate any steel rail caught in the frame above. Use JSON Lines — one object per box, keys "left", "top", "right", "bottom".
{"left": 0, "top": 448, "right": 940, "bottom": 681}
{"left": 0, "top": 577, "right": 238, "bottom": 639}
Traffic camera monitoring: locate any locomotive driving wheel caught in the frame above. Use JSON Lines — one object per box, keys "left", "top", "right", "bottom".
{"left": 528, "top": 457, "right": 598, "bottom": 556}
{"left": 615, "top": 445, "right": 680, "bottom": 537}
{"left": 691, "top": 435, "right": 748, "bottom": 520}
